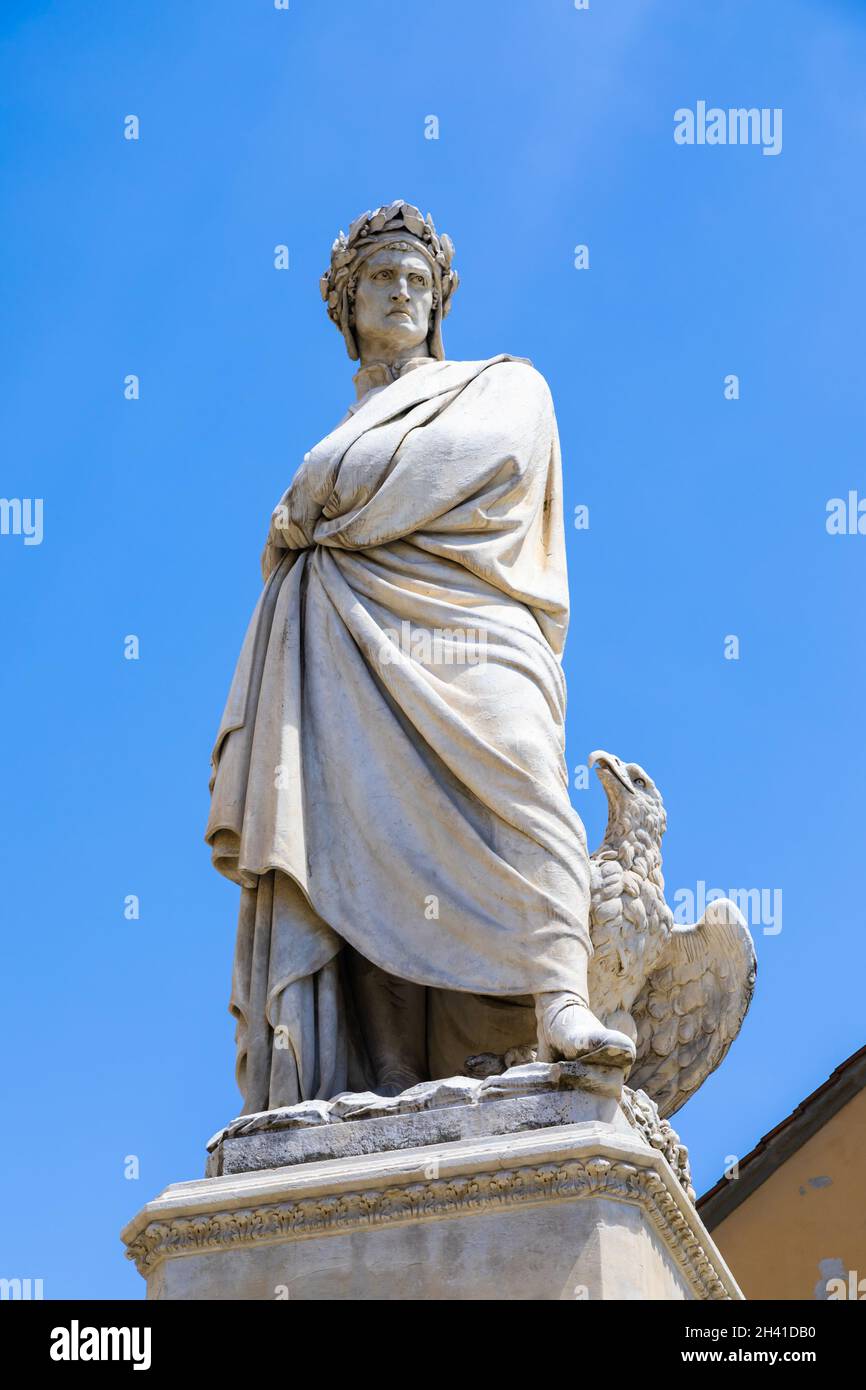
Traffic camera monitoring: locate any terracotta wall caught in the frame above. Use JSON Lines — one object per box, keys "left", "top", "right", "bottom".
{"left": 710, "top": 1088, "right": 866, "bottom": 1300}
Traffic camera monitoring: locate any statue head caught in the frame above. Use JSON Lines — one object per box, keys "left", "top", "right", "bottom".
{"left": 320, "top": 200, "right": 459, "bottom": 363}
{"left": 588, "top": 750, "right": 668, "bottom": 846}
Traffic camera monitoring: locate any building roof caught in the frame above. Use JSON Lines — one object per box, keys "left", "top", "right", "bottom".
{"left": 698, "top": 1043, "right": 866, "bottom": 1229}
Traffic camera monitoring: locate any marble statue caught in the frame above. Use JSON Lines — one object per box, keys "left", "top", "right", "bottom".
{"left": 125, "top": 202, "right": 755, "bottom": 1302}
{"left": 469, "top": 751, "right": 757, "bottom": 1116}
{"left": 585, "top": 752, "right": 756, "bottom": 1116}
{"left": 206, "top": 201, "right": 653, "bottom": 1113}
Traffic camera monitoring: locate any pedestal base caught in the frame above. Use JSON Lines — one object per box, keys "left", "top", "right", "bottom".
{"left": 122, "top": 1066, "right": 741, "bottom": 1301}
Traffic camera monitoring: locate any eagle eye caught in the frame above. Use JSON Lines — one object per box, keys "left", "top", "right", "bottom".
{"left": 633, "top": 776, "right": 646, "bottom": 790}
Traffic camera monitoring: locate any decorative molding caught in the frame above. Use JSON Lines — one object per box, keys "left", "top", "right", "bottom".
{"left": 622, "top": 1085, "right": 695, "bottom": 1200}
{"left": 124, "top": 1150, "right": 729, "bottom": 1300}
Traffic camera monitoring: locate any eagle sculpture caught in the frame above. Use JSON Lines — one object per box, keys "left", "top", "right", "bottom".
{"left": 586, "top": 750, "right": 756, "bottom": 1118}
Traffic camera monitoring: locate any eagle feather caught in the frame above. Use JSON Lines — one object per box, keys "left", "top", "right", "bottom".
{"left": 587, "top": 751, "right": 756, "bottom": 1118}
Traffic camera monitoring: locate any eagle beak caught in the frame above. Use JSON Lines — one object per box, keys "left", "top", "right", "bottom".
{"left": 588, "top": 750, "right": 634, "bottom": 794}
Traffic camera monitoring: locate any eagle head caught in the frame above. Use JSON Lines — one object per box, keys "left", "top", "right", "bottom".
{"left": 588, "top": 750, "right": 667, "bottom": 847}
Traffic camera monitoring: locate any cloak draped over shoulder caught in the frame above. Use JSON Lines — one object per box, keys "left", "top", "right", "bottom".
{"left": 206, "top": 355, "right": 592, "bottom": 1104}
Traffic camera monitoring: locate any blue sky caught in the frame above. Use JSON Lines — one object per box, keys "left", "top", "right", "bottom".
{"left": 1, "top": 0, "right": 864, "bottom": 1298}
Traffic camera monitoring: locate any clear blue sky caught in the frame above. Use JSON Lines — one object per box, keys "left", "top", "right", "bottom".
{"left": 2, "top": 0, "right": 864, "bottom": 1298}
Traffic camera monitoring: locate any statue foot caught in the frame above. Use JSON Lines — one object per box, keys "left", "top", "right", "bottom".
{"left": 535, "top": 992, "right": 636, "bottom": 1070}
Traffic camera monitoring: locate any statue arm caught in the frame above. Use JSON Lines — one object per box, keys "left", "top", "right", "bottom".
{"left": 314, "top": 362, "right": 554, "bottom": 551}
{"left": 260, "top": 452, "right": 341, "bottom": 580}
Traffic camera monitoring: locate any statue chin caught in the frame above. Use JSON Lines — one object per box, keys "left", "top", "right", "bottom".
{"left": 356, "top": 327, "right": 429, "bottom": 364}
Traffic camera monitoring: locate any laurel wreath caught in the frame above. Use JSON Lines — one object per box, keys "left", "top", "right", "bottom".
{"left": 320, "top": 200, "right": 459, "bottom": 333}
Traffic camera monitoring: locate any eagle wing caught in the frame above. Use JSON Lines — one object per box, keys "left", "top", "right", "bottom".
{"left": 628, "top": 898, "right": 757, "bottom": 1118}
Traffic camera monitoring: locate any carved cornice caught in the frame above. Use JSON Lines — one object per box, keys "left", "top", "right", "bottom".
{"left": 124, "top": 1150, "right": 731, "bottom": 1299}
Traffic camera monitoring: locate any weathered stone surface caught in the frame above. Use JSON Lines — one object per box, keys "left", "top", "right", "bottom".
{"left": 209, "top": 1062, "right": 612, "bottom": 1142}
{"left": 123, "top": 1105, "right": 737, "bottom": 1301}
{"left": 205, "top": 1061, "right": 654, "bottom": 1178}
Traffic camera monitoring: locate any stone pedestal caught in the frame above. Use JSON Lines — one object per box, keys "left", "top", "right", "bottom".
{"left": 122, "top": 1064, "right": 742, "bottom": 1301}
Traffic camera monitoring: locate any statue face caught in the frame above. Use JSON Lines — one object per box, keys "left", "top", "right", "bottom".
{"left": 352, "top": 248, "right": 434, "bottom": 361}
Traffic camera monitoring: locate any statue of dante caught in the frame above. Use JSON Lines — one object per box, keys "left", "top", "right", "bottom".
{"left": 206, "top": 200, "right": 635, "bottom": 1113}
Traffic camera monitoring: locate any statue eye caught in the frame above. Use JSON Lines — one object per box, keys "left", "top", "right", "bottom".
{"left": 633, "top": 777, "right": 646, "bottom": 789}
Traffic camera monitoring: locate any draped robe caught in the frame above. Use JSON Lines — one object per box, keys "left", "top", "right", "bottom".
{"left": 206, "top": 355, "right": 592, "bottom": 1112}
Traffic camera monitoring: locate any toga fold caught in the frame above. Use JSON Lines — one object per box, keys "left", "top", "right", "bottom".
{"left": 206, "top": 354, "right": 592, "bottom": 1111}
